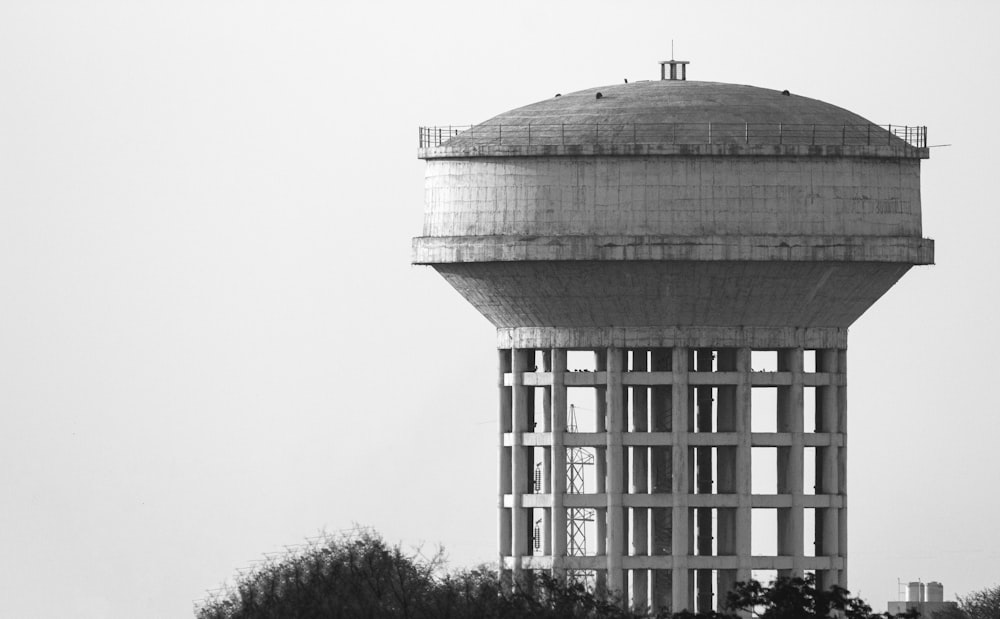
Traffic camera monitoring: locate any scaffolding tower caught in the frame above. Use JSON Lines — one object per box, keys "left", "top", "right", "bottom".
{"left": 566, "top": 404, "right": 595, "bottom": 583}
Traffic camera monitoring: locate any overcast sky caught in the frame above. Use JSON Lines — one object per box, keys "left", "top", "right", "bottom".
{"left": 1, "top": 1, "right": 998, "bottom": 617}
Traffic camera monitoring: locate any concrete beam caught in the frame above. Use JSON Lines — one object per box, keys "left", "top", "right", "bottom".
{"left": 499, "top": 326, "right": 848, "bottom": 350}
{"left": 419, "top": 142, "right": 929, "bottom": 160}
{"left": 414, "top": 234, "right": 934, "bottom": 265}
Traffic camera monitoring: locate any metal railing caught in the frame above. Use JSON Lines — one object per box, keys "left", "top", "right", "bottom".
{"left": 419, "top": 122, "right": 926, "bottom": 149}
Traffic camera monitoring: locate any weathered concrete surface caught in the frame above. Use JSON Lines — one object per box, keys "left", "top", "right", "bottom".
{"left": 434, "top": 80, "right": 914, "bottom": 148}
{"left": 414, "top": 235, "right": 933, "bottom": 264}
{"left": 496, "top": 326, "right": 848, "bottom": 350}
{"left": 421, "top": 156, "right": 924, "bottom": 238}
{"left": 419, "top": 143, "right": 928, "bottom": 159}
{"left": 415, "top": 84, "right": 933, "bottom": 335}
{"left": 432, "top": 261, "right": 911, "bottom": 328}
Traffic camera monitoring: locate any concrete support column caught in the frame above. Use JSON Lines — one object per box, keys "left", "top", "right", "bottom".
{"left": 735, "top": 348, "right": 752, "bottom": 588}
{"left": 596, "top": 347, "right": 608, "bottom": 506}
{"left": 499, "top": 349, "right": 513, "bottom": 570}
{"left": 837, "top": 349, "right": 848, "bottom": 589}
{"left": 595, "top": 347, "right": 609, "bottom": 586}
{"left": 650, "top": 348, "right": 673, "bottom": 613}
{"left": 596, "top": 350, "right": 608, "bottom": 432}
{"left": 511, "top": 349, "right": 531, "bottom": 572}
{"left": 606, "top": 347, "right": 625, "bottom": 595}
{"left": 671, "top": 347, "right": 691, "bottom": 613}
{"left": 550, "top": 349, "right": 568, "bottom": 575}
{"left": 631, "top": 349, "right": 650, "bottom": 609}
{"left": 815, "top": 348, "right": 840, "bottom": 591}
{"left": 716, "top": 348, "right": 738, "bottom": 607}
{"left": 695, "top": 349, "right": 714, "bottom": 612}
{"left": 777, "top": 348, "right": 805, "bottom": 578}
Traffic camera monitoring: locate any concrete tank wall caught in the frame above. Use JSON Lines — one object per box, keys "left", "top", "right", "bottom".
{"left": 423, "top": 156, "right": 922, "bottom": 238}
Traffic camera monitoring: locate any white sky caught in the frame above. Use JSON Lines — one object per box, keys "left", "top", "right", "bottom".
{"left": 1, "top": 1, "right": 998, "bottom": 617}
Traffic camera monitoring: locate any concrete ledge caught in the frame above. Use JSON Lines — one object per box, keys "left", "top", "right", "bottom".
{"left": 750, "top": 373, "right": 795, "bottom": 386}
{"left": 623, "top": 556, "right": 676, "bottom": 570}
{"left": 506, "top": 554, "right": 843, "bottom": 571}
{"left": 751, "top": 495, "right": 794, "bottom": 508}
{"left": 520, "top": 495, "right": 552, "bottom": 508}
{"left": 517, "top": 556, "right": 556, "bottom": 570}
{"left": 505, "top": 492, "right": 845, "bottom": 508}
{"left": 413, "top": 234, "right": 935, "bottom": 265}
{"left": 497, "top": 326, "right": 849, "bottom": 349}
{"left": 514, "top": 371, "right": 841, "bottom": 386}
{"left": 419, "top": 143, "right": 929, "bottom": 160}
{"left": 751, "top": 433, "right": 794, "bottom": 447}
{"left": 505, "top": 431, "right": 845, "bottom": 448}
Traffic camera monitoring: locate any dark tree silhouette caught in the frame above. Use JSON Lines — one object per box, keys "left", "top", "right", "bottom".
{"left": 196, "top": 529, "right": 442, "bottom": 619}
{"left": 719, "top": 574, "right": 919, "bottom": 619}
{"left": 195, "top": 529, "right": 644, "bottom": 619}
{"left": 196, "top": 530, "right": 919, "bottom": 619}
{"left": 957, "top": 584, "right": 1000, "bottom": 619}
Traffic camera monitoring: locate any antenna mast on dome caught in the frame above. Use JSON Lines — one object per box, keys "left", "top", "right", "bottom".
{"left": 660, "top": 57, "right": 689, "bottom": 81}
{"left": 661, "top": 40, "right": 689, "bottom": 80}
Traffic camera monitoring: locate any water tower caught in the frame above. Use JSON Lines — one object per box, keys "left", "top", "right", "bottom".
{"left": 413, "top": 61, "right": 932, "bottom": 614}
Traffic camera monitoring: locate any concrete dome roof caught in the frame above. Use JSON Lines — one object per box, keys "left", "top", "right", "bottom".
{"left": 421, "top": 79, "right": 922, "bottom": 153}
{"left": 478, "top": 80, "right": 874, "bottom": 127}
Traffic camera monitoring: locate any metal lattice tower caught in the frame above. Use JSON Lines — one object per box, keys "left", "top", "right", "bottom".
{"left": 413, "top": 63, "right": 932, "bottom": 614}
{"left": 566, "top": 404, "right": 594, "bottom": 559}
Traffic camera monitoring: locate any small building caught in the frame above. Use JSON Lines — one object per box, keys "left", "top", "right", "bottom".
{"left": 888, "top": 581, "right": 959, "bottom": 618}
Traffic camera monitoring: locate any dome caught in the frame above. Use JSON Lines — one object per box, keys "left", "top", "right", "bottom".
{"left": 483, "top": 80, "right": 873, "bottom": 128}
{"left": 420, "top": 80, "right": 926, "bottom": 154}
{"left": 425, "top": 80, "right": 922, "bottom": 152}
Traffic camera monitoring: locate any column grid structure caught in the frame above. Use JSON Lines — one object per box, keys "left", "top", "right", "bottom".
{"left": 496, "top": 329, "right": 849, "bottom": 615}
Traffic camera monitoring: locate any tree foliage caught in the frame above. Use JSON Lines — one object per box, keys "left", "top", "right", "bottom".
{"left": 196, "top": 529, "right": 917, "bottom": 619}
{"left": 720, "top": 574, "right": 918, "bottom": 619}
{"left": 195, "top": 529, "right": 643, "bottom": 619}
{"left": 957, "top": 584, "right": 1000, "bottom": 619}
{"left": 196, "top": 529, "right": 442, "bottom": 619}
